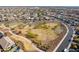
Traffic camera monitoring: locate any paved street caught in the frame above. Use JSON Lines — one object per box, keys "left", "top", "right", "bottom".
{"left": 56, "top": 22, "right": 73, "bottom": 52}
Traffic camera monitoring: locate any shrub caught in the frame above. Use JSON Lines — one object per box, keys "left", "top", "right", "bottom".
{"left": 26, "top": 31, "right": 38, "bottom": 38}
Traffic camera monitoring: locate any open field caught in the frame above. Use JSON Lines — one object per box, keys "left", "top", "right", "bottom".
{"left": 0, "top": 21, "right": 66, "bottom": 51}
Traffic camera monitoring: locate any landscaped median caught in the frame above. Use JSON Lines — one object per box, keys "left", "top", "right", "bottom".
{"left": 0, "top": 21, "right": 67, "bottom": 52}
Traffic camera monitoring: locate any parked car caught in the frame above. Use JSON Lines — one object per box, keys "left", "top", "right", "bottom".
{"left": 75, "top": 31, "right": 79, "bottom": 35}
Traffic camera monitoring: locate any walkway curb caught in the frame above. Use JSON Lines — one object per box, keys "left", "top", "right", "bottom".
{"left": 53, "top": 22, "right": 69, "bottom": 52}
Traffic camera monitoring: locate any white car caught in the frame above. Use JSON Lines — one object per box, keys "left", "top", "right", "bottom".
{"left": 64, "top": 48, "right": 69, "bottom": 52}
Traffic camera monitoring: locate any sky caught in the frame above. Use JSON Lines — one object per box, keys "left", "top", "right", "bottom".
{"left": 0, "top": 0, "right": 79, "bottom": 6}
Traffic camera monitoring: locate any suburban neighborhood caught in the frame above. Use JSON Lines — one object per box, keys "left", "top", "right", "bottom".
{"left": 0, "top": 6, "right": 79, "bottom": 52}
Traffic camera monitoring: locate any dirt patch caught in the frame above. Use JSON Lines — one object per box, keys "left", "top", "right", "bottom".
{"left": 46, "top": 24, "right": 67, "bottom": 52}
